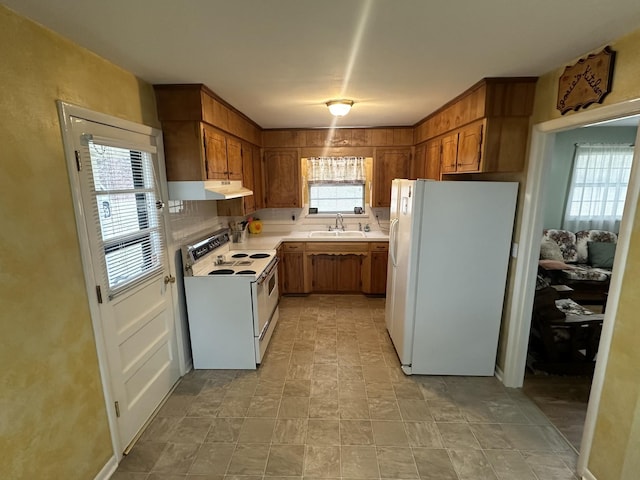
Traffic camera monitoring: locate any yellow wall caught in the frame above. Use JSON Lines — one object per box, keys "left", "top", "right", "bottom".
{"left": 522, "top": 28, "right": 640, "bottom": 480}
{"left": 0, "top": 6, "right": 159, "bottom": 479}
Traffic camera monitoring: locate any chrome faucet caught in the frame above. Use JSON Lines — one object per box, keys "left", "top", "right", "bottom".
{"left": 336, "top": 213, "right": 345, "bottom": 231}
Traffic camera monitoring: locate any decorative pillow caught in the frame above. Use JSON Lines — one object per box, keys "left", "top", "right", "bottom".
{"left": 539, "top": 237, "right": 564, "bottom": 261}
{"left": 588, "top": 241, "right": 616, "bottom": 269}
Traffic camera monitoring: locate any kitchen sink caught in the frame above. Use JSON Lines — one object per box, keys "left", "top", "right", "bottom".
{"left": 308, "top": 230, "right": 366, "bottom": 238}
{"left": 339, "top": 231, "right": 366, "bottom": 237}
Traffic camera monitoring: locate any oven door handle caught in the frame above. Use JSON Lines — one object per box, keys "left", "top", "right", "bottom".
{"left": 257, "top": 258, "right": 279, "bottom": 286}
{"left": 258, "top": 309, "right": 275, "bottom": 341}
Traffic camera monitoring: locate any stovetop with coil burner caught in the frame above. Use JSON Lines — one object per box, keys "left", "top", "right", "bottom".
{"left": 182, "top": 228, "right": 276, "bottom": 280}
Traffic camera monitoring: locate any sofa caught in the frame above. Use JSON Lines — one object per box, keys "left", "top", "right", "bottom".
{"left": 538, "top": 229, "right": 617, "bottom": 305}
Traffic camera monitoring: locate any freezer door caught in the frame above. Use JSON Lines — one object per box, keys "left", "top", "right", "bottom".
{"left": 387, "top": 179, "right": 417, "bottom": 365}
{"left": 385, "top": 179, "right": 402, "bottom": 332}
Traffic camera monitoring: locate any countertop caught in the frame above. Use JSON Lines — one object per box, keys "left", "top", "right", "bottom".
{"left": 229, "top": 230, "right": 389, "bottom": 251}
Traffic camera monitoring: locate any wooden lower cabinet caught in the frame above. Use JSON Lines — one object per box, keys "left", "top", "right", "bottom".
{"left": 281, "top": 242, "right": 307, "bottom": 294}
{"left": 363, "top": 242, "right": 388, "bottom": 295}
{"left": 369, "top": 246, "right": 389, "bottom": 295}
{"left": 310, "top": 255, "right": 363, "bottom": 293}
{"left": 310, "top": 255, "right": 337, "bottom": 292}
{"left": 336, "top": 255, "right": 363, "bottom": 292}
{"left": 279, "top": 241, "right": 388, "bottom": 295}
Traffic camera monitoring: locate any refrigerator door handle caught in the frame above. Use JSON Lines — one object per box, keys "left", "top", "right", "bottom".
{"left": 389, "top": 217, "right": 399, "bottom": 267}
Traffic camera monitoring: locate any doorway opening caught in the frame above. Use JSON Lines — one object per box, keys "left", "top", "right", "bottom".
{"left": 502, "top": 103, "right": 640, "bottom": 477}
{"left": 522, "top": 119, "right": 638, "bottom": 450}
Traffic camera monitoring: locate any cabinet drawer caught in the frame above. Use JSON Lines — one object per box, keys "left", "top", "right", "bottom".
{"left": 305, "top": 242, "right": 369, "bottom": 255}
{"left": 283, "top": 242, "right": 305, "bottom": 252}
{"left": 369, "top": 242, "right": 388, "bottom": 252}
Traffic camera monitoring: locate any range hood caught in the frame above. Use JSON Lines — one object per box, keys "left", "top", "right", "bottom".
{"left": 168, "top": 180, "right": 253, "bottom": 200}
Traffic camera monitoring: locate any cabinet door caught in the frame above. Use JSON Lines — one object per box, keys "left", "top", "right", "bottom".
{"left": 440, "top": 132, "right": 459, "bottom": 174}
{"left": 424, "top": 138, "right": 442, "bottom": 180}
{"left": 335, "top": 255, "right": 362, "bottom": 292}
{"left": 264, "top": 149, "right": 301, "bottom": 208}
{"left": 252, "top": 146, "right": 265, "bottom": 210}
{"left": 311, "top": 255, "right": 335, "bottom": 292}
{"left": 372, "top": 148, "right": 410, "bottom": 207}
{"left": 283, "top": 252, "right": 306, "bottom": 293}
{"left": 242, "top": 143, "right": 256, "bottom": 214}
{"left": 370, "top": 251, "right": 388, "bottom": 294}
{"left": 226, "top": 137, "right": 244, "bottom": 180}
{"left": 203, "top": 126, "right": 228, "bottom": 179}
{"left": 456, "top": 121, "right": 484, "bottom": 172}
{"left": 410, "top": 143, "right": 426, "bottom": 180}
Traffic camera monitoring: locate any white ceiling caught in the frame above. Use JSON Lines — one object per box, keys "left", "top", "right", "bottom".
{"left": 5, "top": 0, "right": 640, "bottom": 129}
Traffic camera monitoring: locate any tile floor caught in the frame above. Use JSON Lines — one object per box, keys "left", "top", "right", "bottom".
{"left": 523, "top": 373, "right": 592, "bottom": 451}
{"left": 113, "top": 295, "right": 579, "bottom": 480}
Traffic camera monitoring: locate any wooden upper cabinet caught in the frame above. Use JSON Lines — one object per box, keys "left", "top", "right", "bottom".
{"left": 160, "top": 121, "right": 205, "bottom": 181}
{"left": 424, "top": 138, "right": 442, "bottom": 180}
{"left": 155, "top": 84, "right": 261, "bottom": 145}
{"left": 264, "top": 149, "right": 301, "bottom": 208}
{"left": 226, "top": 137, "right": 243, "bottom": 180}
{"left": 456, "top": 121, "right": 484, "bottom": 173}
{"left": 412, "top": 140, "right": 442, "bottom": 180}
{"left": 252, "top": 146, "right": 265, "bottom": 210}
{"left": 437, "top": 121, "right": 485, "bottom": 174}
{"left": 414, "top": 77, "right": 536, "bottom": 174}
{"left": 202, "top": 125, "right": 244, "bottom": 180}
{"left": 371, "top": 148, "right": 411, "bottom": 208}
{"left": 242, "top": 142, "right": 256, "bottom": 214}
{"left": 410, "top": 144, "right": 425, "bottom": 180}
{"left": 203, "top": 126, "right": 228, "bottom": 179}
{"left": 217, "top": 141, "right": 261, "bottom": 216}
{"left": 440, "top": 133, "right": 459, "bottom": 174}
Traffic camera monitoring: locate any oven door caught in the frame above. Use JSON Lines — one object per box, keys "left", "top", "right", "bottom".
{"left": 255, "top": 259, "right": 279, "bottom": 338}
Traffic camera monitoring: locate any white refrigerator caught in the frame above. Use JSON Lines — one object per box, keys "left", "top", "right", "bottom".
{"left": 385, "top": 179, "right": 518, "bottom": 376}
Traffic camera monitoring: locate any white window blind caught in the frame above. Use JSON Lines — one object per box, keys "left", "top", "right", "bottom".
{"left": 86, "top": 140, "right": 165, "bottom": 298}
{"left": 563, "top": 143, "right": 633, "bottom": 232}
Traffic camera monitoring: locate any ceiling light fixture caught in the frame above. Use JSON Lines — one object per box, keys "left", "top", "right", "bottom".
{"left": 326, "top": 99, "right": 354, "bottom": 117}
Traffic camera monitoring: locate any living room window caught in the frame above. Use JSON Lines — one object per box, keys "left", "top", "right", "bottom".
{"left": 563, "top": 143, "right": 634, "bottom": 232}
{"left": 306, "top": 157, "right": 366, "bottom": 213}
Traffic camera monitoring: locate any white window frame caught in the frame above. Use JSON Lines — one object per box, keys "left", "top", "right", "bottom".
{"left": 308, "top": 182, "right": 366, "bottom": 214}
{"left": 563, "top": 143, "right": 633, "bottom": 232}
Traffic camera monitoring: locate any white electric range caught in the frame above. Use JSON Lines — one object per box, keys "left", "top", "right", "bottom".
{"left": 181, "top": 229, "right": 279, "bottom": 369}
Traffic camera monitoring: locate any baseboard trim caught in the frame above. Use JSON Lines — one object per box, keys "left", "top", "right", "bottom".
{"left": 581, "top": 468, "right": 597, "bottom": 480}
{"left": 94, "top": 456, "right": 118, "bottom": 480}
{"left": 494, "top": 364, "right": 504, "bottom": 383}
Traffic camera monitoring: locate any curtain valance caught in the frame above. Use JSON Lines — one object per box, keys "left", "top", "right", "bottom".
{"left": 306, "top": 156, "right": 365, "bottom": 184}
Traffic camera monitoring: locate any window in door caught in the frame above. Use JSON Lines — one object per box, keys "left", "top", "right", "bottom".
{"left": 563, "top": 143, "right": 633, "bottom": 232}
{"left": 86, "top": 139, "right": 165, "bottom": 298}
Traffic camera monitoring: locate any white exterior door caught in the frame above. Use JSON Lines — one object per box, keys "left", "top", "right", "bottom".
{"left": 68, "top": 116, "right": 180, "bottom": 451}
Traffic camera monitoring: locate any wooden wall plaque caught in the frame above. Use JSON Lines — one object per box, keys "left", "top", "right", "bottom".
{"left": 557, "top": 46, "right": 616, "bottom": 115}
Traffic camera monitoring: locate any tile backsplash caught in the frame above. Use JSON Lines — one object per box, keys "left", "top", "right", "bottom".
{"left": 167, "top": 200, "right": 390, "bottom": 243}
